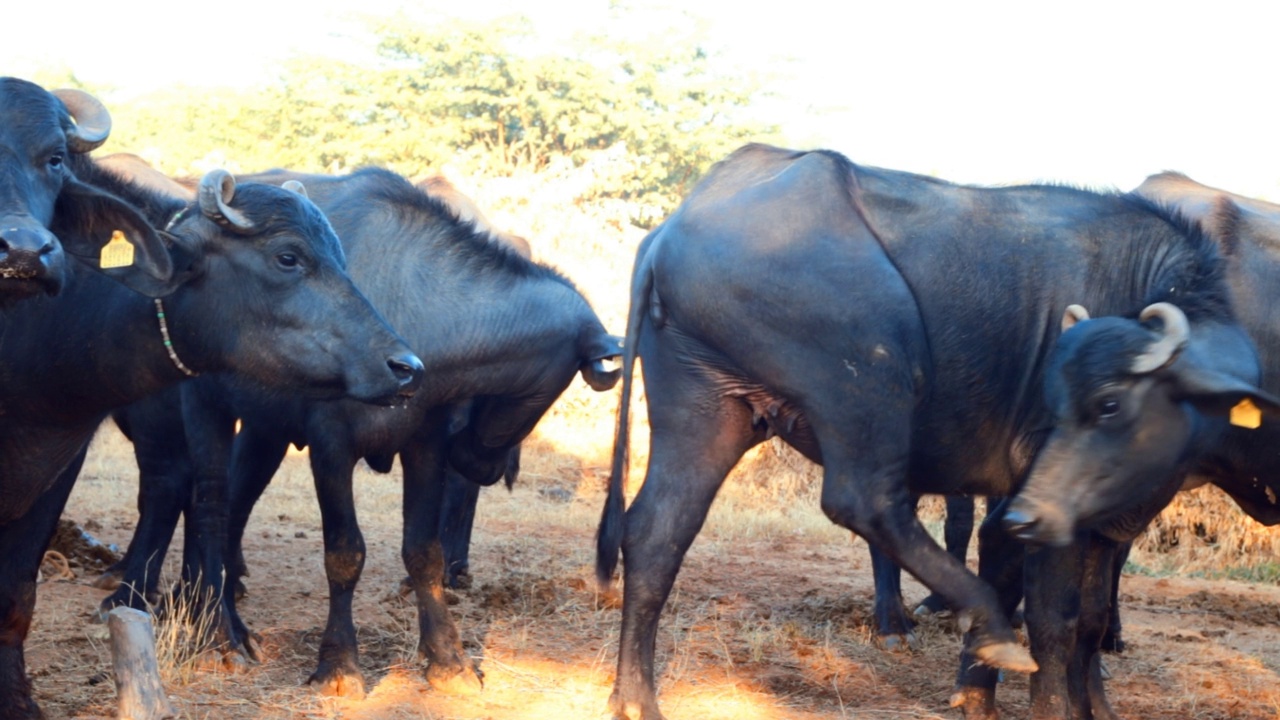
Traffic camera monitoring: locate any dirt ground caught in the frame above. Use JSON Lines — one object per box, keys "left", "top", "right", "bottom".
{"left": 26, "top": 427, "right": 1280, "bottom": 720}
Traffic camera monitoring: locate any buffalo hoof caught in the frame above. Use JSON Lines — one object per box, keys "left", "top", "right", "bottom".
{"left": 974, "top": 641, "right": 1037, "bottom": 673}
{"left": 426, "top": 662, "right": 483, "bottom": 695}
{"left": 241, "top": 632, "right": 263, "bottom": 663}
{"left": 913, "top": 593, "right": 951, "bottom": 618}
{"left": 876, "top": 631, "right": 919, "bottom": 652}
{"left": 949, "top": 686, "right": 999, "bottom": 720}
{"left": 90, "top": 567, "right": 124, "bottom": 591}
{"left": 308, "top": 666, "right": 367, "bottom": 699}
{"left": 447, "top": 567, "right": 473, "bottom": 590}
{"left": 96, "top": 586, "right": 156, "bottom": 619}
{"left": 608, "top": 690, "right": 668, "bottom": 720}
{"left": 193, "top": 647, "right": 255, "bottom": 674}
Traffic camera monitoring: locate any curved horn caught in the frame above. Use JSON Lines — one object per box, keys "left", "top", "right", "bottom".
{"left": 281, "top": 180, "right": 308, "bottom": 198}
{"left": 1130, "top": 302, "right": 1190, "bottom": 374}
{"left": 52, "top": 88, "right": 112, "bottom": 153}
{"left": 197, "top": 170, "right": 255, "bottom": 234}
{"left": 1061, "top": 304, "right": 1090, "bottom": 333}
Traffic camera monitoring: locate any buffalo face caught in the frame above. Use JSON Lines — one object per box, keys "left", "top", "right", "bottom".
{"left": 163, "top": 171, "right": 422, "bottom": 404}
{"left": 0, "top": 78, "right": 83, "bottom": 300}
{"left": 1006, "top": 303, "right": 1280, "bottom": 546}
{"left": 0, "top": 78, "right": 175, "bottom": 303}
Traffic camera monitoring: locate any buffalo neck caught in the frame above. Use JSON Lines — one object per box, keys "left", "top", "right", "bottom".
{"left": 0, "top": 263, "right": 207, "bottom": 426}
{"left": 338, "top": 209, "right": 594, "bottom": 402}
{"left": 418, "top": 274, "right": 596, "bottom": 402}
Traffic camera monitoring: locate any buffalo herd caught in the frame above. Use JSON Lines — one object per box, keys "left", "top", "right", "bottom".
{"left": 2, "top": 76, "right": 1278, "bottom": 720}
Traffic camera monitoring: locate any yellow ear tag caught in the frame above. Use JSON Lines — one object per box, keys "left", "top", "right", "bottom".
{"left": 1230, "top": 398, "right": 1262, "bottom": 429}
{"left": 100, "top": 230, "right": 136, "bottom": 269}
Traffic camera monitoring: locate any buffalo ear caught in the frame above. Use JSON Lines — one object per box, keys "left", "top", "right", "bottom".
{"left": 51, "top": 177, "right": 179, "bottom": 297}
{"left": 1170, "top": 363, "right": 1280, "bottom": 419}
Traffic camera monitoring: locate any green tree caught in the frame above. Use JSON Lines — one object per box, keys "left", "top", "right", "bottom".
{"left": 102, "top": 7, "right": 778, "bottom": 224}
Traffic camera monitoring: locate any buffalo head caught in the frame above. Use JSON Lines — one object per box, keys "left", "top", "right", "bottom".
{"left": 1005, "top": 302, "right": 1280, "bottom": 546}
{"left": 0, "top": 78, "right": 173, "bottom": 303}
{"left": 157, "top": 170, "right": 422, "bottom": 404}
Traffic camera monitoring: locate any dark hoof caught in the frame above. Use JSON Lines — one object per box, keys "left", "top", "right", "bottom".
{"left": 97, "top": 585, "right": 156, "bottom": 618}
{"left": 876, "top": 631, "right": 919, "bottom": 652}
{"left": 233, "top": 579, "right": 248, "bottom": 602}
{"left": 308, "top": 666, "right": 367, "bottom": 699}
{"left": 426, "top": 661, "right": 483, "bottom": 695}
{"left": 446, "top": 567, "right": 473, "bottom": 590}
{"left": 241, "top": 632, "right": 263, "bottom": 663}
{"left": 950, "top": 686, "right": 999, "bottom": 720}
{"left": 913, "top": 593, "right": 951, "bottom": 618}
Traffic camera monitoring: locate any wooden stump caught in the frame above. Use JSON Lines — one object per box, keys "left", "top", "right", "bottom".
{"left": 107, "top": 606, "right": 176, "bottom": 720}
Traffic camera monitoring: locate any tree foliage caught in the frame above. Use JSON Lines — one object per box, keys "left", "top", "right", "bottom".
{"left": 102, "top": 8, "right": 776, "bottom": 224}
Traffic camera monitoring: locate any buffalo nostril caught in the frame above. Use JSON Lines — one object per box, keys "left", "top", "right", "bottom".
{"left": 1002, "top": 508, "right": 1041, "bottom": 540}
{"left": 388, "top": 352, "right": 424, "bottom": 393}
{"left": 0, "top": 229, "right": 57, "bottom": 258}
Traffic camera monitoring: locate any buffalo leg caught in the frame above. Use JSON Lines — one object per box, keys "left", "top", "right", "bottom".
{"left": 223, "top": 425, "right": 291, "bottom": 593}
{"left": 1099, "top": 542, "right": 1129, "bottom": 653}
{"left": 609, "top": 339, "right": 763, "bottom": 720}
{"left": 0, "top": 446, "right": 87, "bottom": 720}
{"left": 1024, "top": 534, "right": 1120, "bottom": 720}
{"left": 100, "top": 389, "right": 191, "bottom": 613}
{"left": 1024, "top": 539, "right": 1086, "bottom": 720}
{"left": 1077, "top": 536, "right": 1120, "bottom": 720}
{"left": 866, "top": 493, "right": 923, "bottom": 649}
{"left": 401, "top": 429, "right": 484, "bottom": 693}
{"left": 222, "top": 424, "right": 289, "bottom": 645}
{"left": 814, "top": 420, "right": 1030, "bottom": 676}
{"left": 438, "top": 468, "right": 480, "bottom": 589}
{"left": 179, "top": 378, "right": 252, "bottom": 663}
{"left": 916, "top": 495, "right": 981, "bottom": 615}
{"left": 952, "top": 498, "right": 1026, "bottom": 720}
{"left": 305, "top": 432, "right": 367, "bottom": 698}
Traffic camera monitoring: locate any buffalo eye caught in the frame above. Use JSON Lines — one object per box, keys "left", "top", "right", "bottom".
{"left": 275, "top": 252, "right": 300, "bottom": 270}
{"left": 1095, "top": 396, "right": 1122, "bottom": 420}
{"left": 48, "top": 152, "right": 65, "bottom": 170}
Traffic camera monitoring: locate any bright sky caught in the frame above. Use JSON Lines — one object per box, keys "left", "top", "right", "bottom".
{"left": 7, "top": 0, "right": 1278, "bottom": 199}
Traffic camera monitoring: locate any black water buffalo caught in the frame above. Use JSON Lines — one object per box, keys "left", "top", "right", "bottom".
{"left": 97, "top": 170, "right": 527, "bottom": 600}
{"left": 970, "top": 173, "right": 1280, "bottom": 717}
{"left": 1128, "top": 173, "right": 1280, "bottom": 529}
{"left": 0, "top": 142, "right": 423, "bottom": 720}
{"left": 98, "top": 166, "right": 620, "bottom": 697}
{"left": 875, "top": 171, "right": 1280, "bottom": 717}
{"left": 595, "top": 144, "right": 1276, "bottom": 720}
{"left": 0, "top": 79, "right": 175, "bottom": 303}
